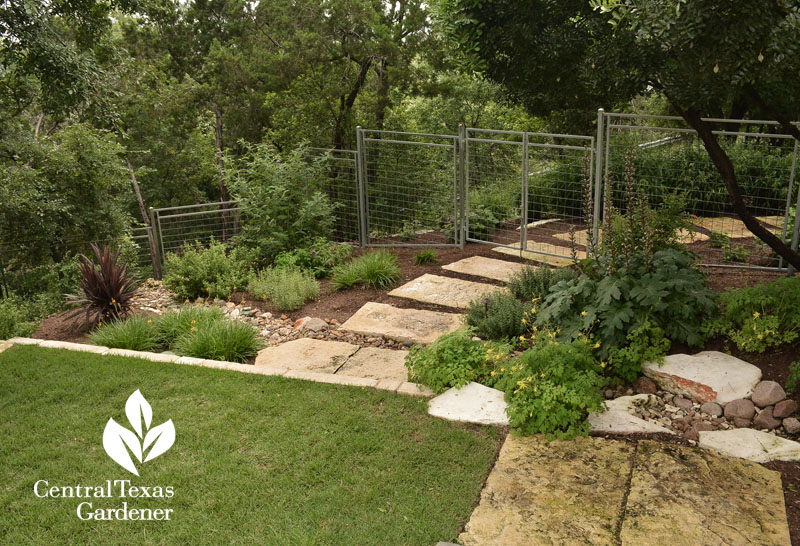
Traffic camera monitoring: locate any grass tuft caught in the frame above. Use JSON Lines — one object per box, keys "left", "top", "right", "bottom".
{"left": 412, "top": 249, "right": 438, "bottom": 265}
{"left": 331, "top": 250, "right": 402, "bottom": 290}
{"left": 88, "top": 315, "right": 160, "bottom": 351}
{"left": 156, "top": 306, "right": 226, "bottom": 347}
{"left": 173, "top": 319, "right": 264, "bottom": 362}
{"left": 248, "top": 267, "right": 319, "bottom": 311}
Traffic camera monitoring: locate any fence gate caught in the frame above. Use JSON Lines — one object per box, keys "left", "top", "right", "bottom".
{"left": 357, "top": 128, "right": 462, "bottom": 247}
{"left": 465, "top": 129, "right": 596, "bottom": 261}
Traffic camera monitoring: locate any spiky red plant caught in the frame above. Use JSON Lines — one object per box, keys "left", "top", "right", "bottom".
{"left": 67, "top": 244, "right": 139, "bottom": 324}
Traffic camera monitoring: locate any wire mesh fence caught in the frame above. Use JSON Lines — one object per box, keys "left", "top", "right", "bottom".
{"left": 307, "top": 148, "right": 360, "bottom": 244}
{"left": 152, "top": 201, "right": 241, "bottom": 263}
{"left": 603, "top": 113, "right": 800, "bottom": 270}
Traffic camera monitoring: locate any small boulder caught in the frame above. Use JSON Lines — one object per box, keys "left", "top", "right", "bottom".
{"left": 633, "top": 376, "right": 658, "bottom": 394}
{"left": 294, "top": 317, "right": 328, "bottom": 333}
{"left": 724, "top": 399, "right": 755, "bottom": 420}
{"left": 751, "top": 381, "right": 786, "bottom": 408}
{"left": 784, "top": 418, "right": 800, "bottom": 435}
{"left": 733, "top": 417, "right": 753, "bottom": 428}
{"left": 684, "top": 429, "right": 699, "bottom": 442}
{"left": 774, "top": 399, "right": 798, "bottom": 419}
{"left": 754, "top": 406, "right": 780, "bottom": 430}
{"left": 693, "top": 421, "right": 715, "bottom": 432}
{"left": 673, "top": 396, "right": 693, "bottom": 410}
{"left": 699, "top": 402, "right": 723, "bottom": 417}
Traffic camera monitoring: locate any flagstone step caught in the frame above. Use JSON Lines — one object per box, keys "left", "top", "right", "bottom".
{"left": 340, "top": 302, "right": 463, "bottom": 345}
{"left": 388, "top": 273, "right": 503, "bottom": 309}
{"left": 336, "top": 347, "right": 408, "bottom": 383}
{"left": 254, "top": 338, "right": 359, "bottom": 373}
{"left": 441, "top": 256, "right": 524, "bottom": 283}
{"left": 554, "top": 226, "right": 709, "bottom": 246}
{"left": 459, "top": 434, "right": 790, "bottom": 546}
{"left": 490, "top": 242, "right": 574, "bottom": 267}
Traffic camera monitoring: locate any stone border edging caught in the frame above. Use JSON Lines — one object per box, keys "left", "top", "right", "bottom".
{"left": 1, "top": 338, "right": 434, "bottom": 398}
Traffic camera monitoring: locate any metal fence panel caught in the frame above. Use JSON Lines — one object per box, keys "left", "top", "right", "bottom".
{"left": 602, "top": 112, "right": 800, "bottom": 271}
{"left": 307, "top": 149, "right": 361, "bottom": 245}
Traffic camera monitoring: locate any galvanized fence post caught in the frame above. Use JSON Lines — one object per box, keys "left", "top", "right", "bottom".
{"left": 458, "top": 123, "right": 467, "bottom": 249}
{"left": 789, "top": 156, "right": 800, "bottom": 276}
{"left": 355, "top": 127, "right": 368, "bottom": 247}
{"left": 520, "top": 132, "right": 530, "bottom": 252}
{"left": 148, "top": 207, "right": 163, "bottom": 280}
{"left": 783, "top": 141, "right": 799, "bottom": 274}
{"left": 593, "top": 108, "right": 605, "bottom": 253}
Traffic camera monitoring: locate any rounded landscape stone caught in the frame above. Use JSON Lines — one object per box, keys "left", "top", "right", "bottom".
{"left": 733, "top": 417, "right": 753, "bottom": 428}
{"left": 673, "top": 397, "right": 693, "bottom": 410}
{"left": 699, "top": 402, "right": 723, "bottom": 417}
{"left": 754, "top": 406, "right": 781, "bottom": 430}
{"left": 633, "top": 376, "right": 657, "bottom": 395}
{"left": 783, "top": 418, "right": 800, "bottom": 435}
{"left": 751, "top": 381, "right": 786, "bottom": 408}
{"left": 724, "top": 399, "right": 755, "bottom": 420}
{"left": 773, "top": 399, "right": 798, "bottom": 419}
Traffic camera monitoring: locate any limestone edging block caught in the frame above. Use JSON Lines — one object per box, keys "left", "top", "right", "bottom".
{"left": 490, "top": 242, "right": 574, "bottom": 267}
{"left": 459, "top": 434, "right": 633, "bottom": 545}
{"left": 340, "top": 302, "right": 462, "bottom": 344}
{"left": 441, "top": 256, "right": 524, "bottom": 282}
{"left": 698, "top": 428, "right": 800, "bottom": 463}
{"left": 621, "top": 440, "right": 790, "bottom": 545}
{"left": 388, "top": 273, "right": 503, "bottom": 309}
{"left": 428, "top": 382, "right": 509, "bottom": 426}
{"left": 642, "top": 351, "right": 761, "bottom": 404}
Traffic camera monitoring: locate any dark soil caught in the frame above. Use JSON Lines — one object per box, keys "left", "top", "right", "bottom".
{"left": 34, "top": 309, "right": 95, "bottom": 343}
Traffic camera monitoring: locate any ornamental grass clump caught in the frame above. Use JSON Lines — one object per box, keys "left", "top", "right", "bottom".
{"left": 174, "top": 319, "right": 264, "bottom": 363}
{"left": 155, "top": 307, "right": 226, "bottom": 347}
{"left": 331, "top": 250, "right": 402, "bottom": 290}
{"left": 88, "top": 315, "right": 160, "bottom": 351}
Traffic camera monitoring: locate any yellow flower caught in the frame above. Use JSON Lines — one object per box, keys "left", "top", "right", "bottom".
{"left": 147, "top": 319, "right": 152, "bottom": 324}
{"left": 522, "top": 318, "right": 528, "bottom": 324}
{"left": 191, "top": 327, "right": 196, "bottom": 332}
{"left": 191, "top": 319, "right": 196, "bottom": 324}
{"left": 111, "top": 298, "right": 116, "bottom": 304}
{"left": 490, "top": 370, "right": 497, "bottom": 377}
{"left": 593, "top": 342, "right": 601, "bottom": 349}
{"left": 757, "top": 334, "right": 763, "bottom": 339}
{"left": 519, "top": 335, "right": 526, "bottom": 341}
{"left": 185, "top": 298, "right": 190, "bottom": 303}
{"left": 600, "top": 361, "right": 607, "bottom": 368}
{"left": 753, "top": 311, "right": 760, "bottom": 318}
{"left": 581, "top": 310, "right": 587, "bottom": 317}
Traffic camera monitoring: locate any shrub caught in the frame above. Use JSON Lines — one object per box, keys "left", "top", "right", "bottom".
{"left": 162, "top": 241, "right": 251, "bottom": 300}
{"left": 67, "top": 244, "right": 139, "bottom": 324}
{"left": 405, "top": 328, "right": 511, "bottom": 393}
{"left": 413, "top": 249, "right": 438, "bottom": 265}
{"left": 787, "top": 362, "right": 800, "bottom": 394}
{"left": 605, "top": 320, "right": 671, "bottom": 383}
{"left": 227, "top": 143, "right": 337, "bottom": 266}
{"left": 0, "top": 298, "right": 37, "bottom": 339}
{"left": 89, "top": 315, "right": 160, "bottom": 351}
{"left": 156, "top": 307, "right": 226, "bottom": 348}
{"left": 248, "top": 268, "right": 319, "bottom": 311}
{"left": 465, "top": 291, "right": 530, "bottom": 341}
{"left": 703, "top": 277, "right": 800, "bottom": 353}
{"left": 174, "top": 319, "right": 263, "bottom": 363}
{"left": 537, "top": 249, "right": 716, "bottom": 373}
{"left": 507, "top": 265, "right": 576, "bottom": 302}
{"left": 273, "top": 238, "right": 352, "bottom": 277}
{"left": 331, "top": 250, "right": 402, "bottom": 290}
{"left": 492, "top": 333, "right": 605, "bottom": 439}
{"left": 709, "top": 230, "right": 729, "bottom": 248}
{"left": 467, "top": 205, "right": 500, "bottom": 240}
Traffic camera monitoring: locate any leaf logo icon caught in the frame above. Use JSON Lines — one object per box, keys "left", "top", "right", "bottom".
{"left": 103, "top": 390, "right": 175, "bottom": 476}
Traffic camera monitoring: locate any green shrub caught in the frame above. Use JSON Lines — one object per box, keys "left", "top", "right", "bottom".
{"left": 174, "top": 319, "right": 264, "bottom": 363}
{"left": 787, "top": 362, "right": 800, "bottom": 394}
{"left": 89, "top": 315, "right": 160, "bottom": 351}
{"left": 492, "top": 333, "right": 605, "bottom": 439}
{"left": 0, "top": 298, "right": 38, "bottom": 339}
{"left": 537, "top": 249, "right": 716, "bottom": 370}
{"left": 465, "top": 291, "right": 530, "bottom": 341}
{"left": 248, "top": 267, "right": 319, "bottom": 311}
{"left": 709, "top": 230, "right": 729, "bottom": 248}
{"left": 405, "top": 328, "right": 511, "bottom": 393}
{"left": 163, "top": 241, "right": 251, "bottom": 300}
{"left": 605, "top": 320, "right": 671, "bottom": 383}
{"left": 467, "top": 205, "right": 500, "bottom": 240}
{"left": 273, "top": 238, "right": 352, "bottom": 277}
{"left": 331, "top": 250, "right": 402, "bottom": 290}
{"left": 507, "top": 265, "right": 576, "bottom": 302}
{"left": 413, "top": 249, "right": 438, "bottom": 265}
{"left": 227, "top": 143, "right": 337, "bottom": 266}
{"left": 156, "top": 307, "right": 226, "bottom": 348}
{"left": 703, "top": 277, "right": 800, "bottom": 353}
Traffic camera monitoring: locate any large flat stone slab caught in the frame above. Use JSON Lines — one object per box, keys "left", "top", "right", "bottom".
{"left": 387, "top": 273, "right": 502, "bottom": 309}
{"left": 459, "top": 434, "right": 633, "bottom": 545}
{"left": 699, "top": 428, "right": 800, "bottom": 463}
{"left": 336, "top": 347, "right": 409, "bottom": 382}
{"left": 441, "top": 256, "right": 523, "bottom": 282}
{"left": 491, "top": 241, "right": 575, "bottom": 267}
{"left": 339, "top": 302, "right": 462, "bottom": 345}
{"left": 621, "top": 440, "right": 790, "bottom": 545}
{"left": 695, "top": 216, "right": 783, "bottom": 237}
{"left": 588, "top": 394, "right": 675, "bottom": 435}
{"left": 254, "top": 338, "right": 358, "bottom": 373}
{"left": 428, "top": 382, "right": 509, "bottom": 426}
{"left": 642, "top": 351, "right": 761, "bottom": 405}
{"left": 554, "top": 227, "right": 708, "bottom": 246}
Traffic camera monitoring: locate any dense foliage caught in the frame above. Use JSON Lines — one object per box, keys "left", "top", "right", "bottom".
{"left": 465, "top": 291, "right": 531, "bottom": 341}
{"left": 331, "top": 250, "right": 402, "bottom": 290}
{"left": 67, "top": 244, "right": 139, "bottom": 324}
{"left": 507, "top": 265, "right": 576, "bottom": 303}
{"left": 162, "top": 242, "right": 252, "bottom": 300}
{"left": 248, "top": 268, "right": 320, "bottom": 312}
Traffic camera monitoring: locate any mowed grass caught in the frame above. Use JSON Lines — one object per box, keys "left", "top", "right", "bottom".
{"left": 0, "top": 345, "right": 503, "bottom": 545}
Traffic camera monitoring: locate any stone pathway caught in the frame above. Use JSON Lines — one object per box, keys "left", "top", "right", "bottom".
{"left": 695, "top": 216, "right": 784, "bottom": 237}
{"left": 554, "top": 226, "right": 709, "bottom": 246}
{"left": 388, "top": 273, "right": 503, "bottom": 309}
{"left": 441, "top": 256, "right": 524, "bottom": 282}
{"left": 339, "top": 302, "right": 462, "bottom": 344}
{"left": 490, "top": 241, "right": 574, "bottom": 267}
{"left": 460, "top": 434, "right": 790, "bottom": 546}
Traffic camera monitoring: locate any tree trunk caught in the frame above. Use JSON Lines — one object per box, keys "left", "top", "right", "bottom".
{"left": 213, "top": 101, "right": 230, "bottom": 240}
{"left": 126, "top": 158, "right": 162, "bottom": 279}
{"left": 126, "top": 158, "right": 150, "bottom": 226}
{"left": 375, "top": 59, "right": 390, "bottom": 130}
{"left": 680, "top": 107, "right": 800, "bottom": 270}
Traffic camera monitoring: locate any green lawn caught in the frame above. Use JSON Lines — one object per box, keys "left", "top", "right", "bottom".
{"left": 0, "top": 345, "right": 503, "bottom": 545}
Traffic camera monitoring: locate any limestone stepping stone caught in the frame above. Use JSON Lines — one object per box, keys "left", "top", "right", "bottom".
{"left": 621, "top": 440, "right": 790, "bottom": 545}
{"left": 388, "top": 273, "right": 502, "bottom": 309}
{"left": 340, "top": 302, "right": 462, "bottom": 345}
{"left": 515, "top": 218, "right": 562, "bottom": 230}
{"left": 588, "top": 394, "right": 675, "bottom": 435}
{"left": 695, "top": 216, "right": 783, "bottom": 237}
{"left": 336, "top": 347, "right": 409, "bottom": 383}
{"left": 441, "top": 256, "right": 524, "bottom": 282}
{"left": 554, "top": 226, "right": 708, "bottom": 246}
{"left": 490, "top": 241, "right": 574, "bottom": 267}
{"left": 254, "top": 338, "right": 358, "bottom": 373}
{"left": 698, "top": 428, "right": 800, "bottom": 463}
{"left": 459, "top": 434, "right": 634, "bottom": 545}
{"left": 642, "top": 351, "right": 761, "bottom": 405}
{"left": 428, "top": 382, "right": 509, "bottom": 426}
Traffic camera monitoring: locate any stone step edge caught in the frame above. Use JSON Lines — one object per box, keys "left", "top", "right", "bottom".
{"left": 1, "top": 338, "right": 433, "bottom": 398}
